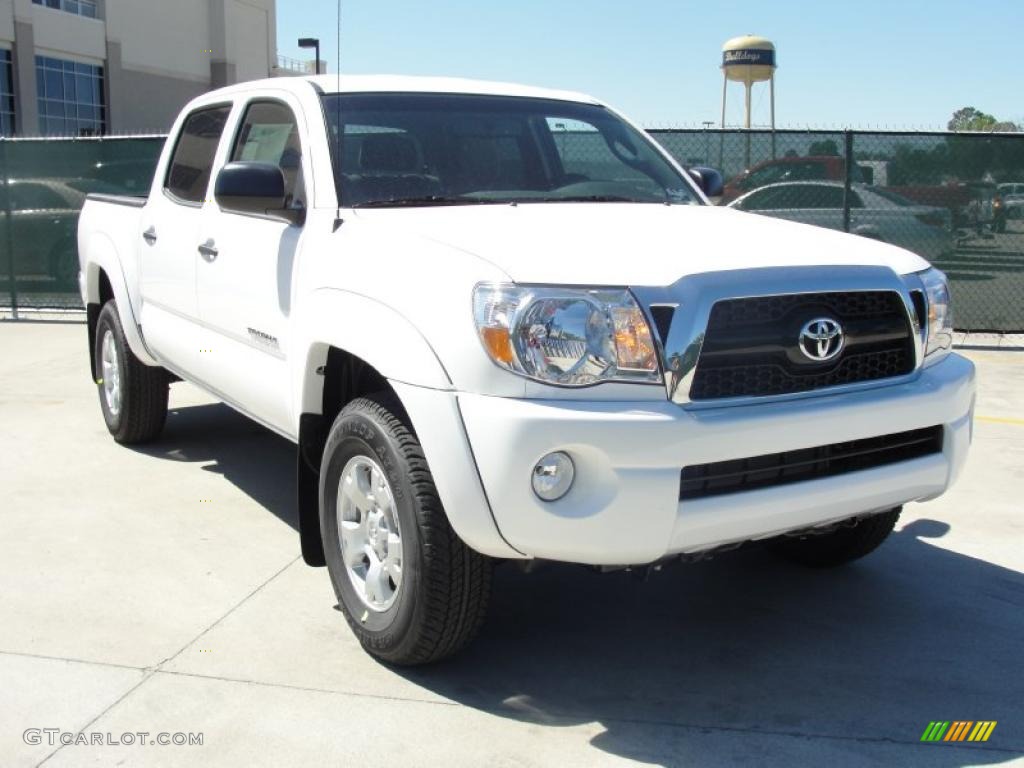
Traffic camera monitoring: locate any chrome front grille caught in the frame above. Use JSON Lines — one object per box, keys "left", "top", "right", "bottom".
{"left": 631, "top": 266, "right": 924, "bottom": 406}
{"left": 689, "top": 291, "right": 915, "bottom": 400}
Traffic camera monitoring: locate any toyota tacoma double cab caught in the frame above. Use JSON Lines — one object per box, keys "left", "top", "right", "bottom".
{"left": 78, "top": 76, "right": 975, "bottom": 665}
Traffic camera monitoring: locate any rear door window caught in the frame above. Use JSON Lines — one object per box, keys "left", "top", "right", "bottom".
{"left": 798, "top": 185, "right": 848, "bottom": 209}
{"left": 740, "top": 186, "right": 787, "bottom": 210}
{"left": 741, "top": 184, "right": 852, "bottom": 210}
{"left": 164, "top": 105, "right": 232, "bottom": 204}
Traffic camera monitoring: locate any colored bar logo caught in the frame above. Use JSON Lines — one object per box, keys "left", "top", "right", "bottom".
{"left": 921, "top": 721, "right": 997, "bottom": 742}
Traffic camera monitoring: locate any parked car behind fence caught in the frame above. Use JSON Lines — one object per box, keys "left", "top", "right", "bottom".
{"left": 727, "top": 181, "right": 953, "bottom": 261}
{"left": 720, "top": 155, "right": 864, "bottom": 204}
{"left": 0, "top": 177, "right": 127, "bottom": 289}
{"left": 997, "top": 182, "right": 1024, "bottom": 221}
{"left": 880, "top": 181, "right": 1005, "bottom": 234}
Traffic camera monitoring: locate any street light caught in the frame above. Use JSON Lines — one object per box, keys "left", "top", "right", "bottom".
{"left": 702, "top": 121, "right": 715, "bottom": 165}
{"left": 298, "top": 37, "right": 320, "bottom": 75}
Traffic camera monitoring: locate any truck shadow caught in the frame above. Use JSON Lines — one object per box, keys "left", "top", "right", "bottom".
{"left": 394, "top": 523, "right": 1024, "bottom": 766}
{"left": 135, "top": 401, "right": 1022, "bottom": 766}
{"left": 132, "top": 400, "right": 299, "bottom": 531}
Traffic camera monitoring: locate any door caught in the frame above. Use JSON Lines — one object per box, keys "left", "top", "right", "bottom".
{"left": 195, "top": 98, "right": 308, "bottom": 435}
{"left": 139, "top": 103, "right": 232, "bottom": 370}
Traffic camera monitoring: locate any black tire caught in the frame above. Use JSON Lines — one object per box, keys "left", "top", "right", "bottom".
{"left": 772, "top": 508, "right": 901, "bottom": 568}
{"left": 319, "top": 394, "right": 492, "bottom": 665}
{"left": 94, "top": 300, "right": 168, "bottom": 444}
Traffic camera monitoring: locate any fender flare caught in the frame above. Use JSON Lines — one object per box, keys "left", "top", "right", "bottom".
{"left": 290, "top": 289, "right": 523, "bottom": 561}
{"left": 291, "top": 288, "right": 453, "bottom": 421}
{"left": 82, "top": 232, "right": 159, "bottom": 367}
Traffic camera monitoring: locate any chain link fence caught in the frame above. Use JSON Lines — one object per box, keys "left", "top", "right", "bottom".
{"left": 651, "top": 129, "right": 1024, "bottom": 332}
{"left": 0, "top": 136, "right": 164, "bottom": 313}
{"left": 2, "top": 130, "right": 1023, "bottom": 331}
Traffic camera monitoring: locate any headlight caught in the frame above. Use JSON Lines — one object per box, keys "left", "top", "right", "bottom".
{"left": 473, "top": 283, "right": 661, "bottom": 386}
{"left": 919, "top": 268, "right": 954, "bottom": 360}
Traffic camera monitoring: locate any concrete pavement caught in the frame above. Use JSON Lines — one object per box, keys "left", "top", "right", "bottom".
{"left": 1, "top": 322, "right": 1022, "bottom": 767}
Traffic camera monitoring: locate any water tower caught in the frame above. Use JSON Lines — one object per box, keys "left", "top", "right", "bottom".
{"left": 720, "top": 35, "right": 777, "bottom": 166}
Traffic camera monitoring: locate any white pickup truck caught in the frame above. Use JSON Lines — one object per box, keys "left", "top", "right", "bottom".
{"left": 78, "top": 75, "right": 975, "bottom": 665}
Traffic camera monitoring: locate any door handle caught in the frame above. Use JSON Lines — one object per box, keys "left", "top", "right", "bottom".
{"left": 197, "top": 239, "right": 218, "bottom": 261}
{"left": 142, "top": 227, "right": 157, "bottom": 245}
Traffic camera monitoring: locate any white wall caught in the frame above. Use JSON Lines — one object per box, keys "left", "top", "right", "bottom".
{"left": 228, "top": 0, "right": 273, "bottom": 83}
{"left": 105, "top": 0, "right": 212, "bottom": 83}
{"left": 32, "top": 2, "right": 105, "bottom": 61}
{"left": 0, "top": 0, "right": 15, "bottom": 43}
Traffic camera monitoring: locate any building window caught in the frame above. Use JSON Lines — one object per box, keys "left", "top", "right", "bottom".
{"left": 32, "top": 0, "right": 99, "bottom": 19}
{"left": 36, "top": 56, "right": 105, "bottom": 136}
{"left": 0, "top": 50, "right": 14, "bottom": 136}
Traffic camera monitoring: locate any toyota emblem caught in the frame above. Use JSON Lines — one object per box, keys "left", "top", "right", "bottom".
{"left": 798, "top": 318, "right": 844, "bottom": 362}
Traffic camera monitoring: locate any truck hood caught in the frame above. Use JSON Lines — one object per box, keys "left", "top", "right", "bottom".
{"left": 351, "top": 203, "right": 930, "bottom": 286}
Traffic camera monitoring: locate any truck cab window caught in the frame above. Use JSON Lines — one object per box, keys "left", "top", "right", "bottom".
{"left": 164, "top": 105, "right": 231, "bottom": 204}
{"left": 231, "top": 101, "right": 304, "bottom": 207}
{"left": 321, "top": 93, "right": 700, "bottom": 207}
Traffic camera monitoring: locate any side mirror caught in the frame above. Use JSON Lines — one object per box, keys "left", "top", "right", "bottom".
{"left": 215, "top": 161, "right": 305, "bottom": 226}
{"left": 687, "top": 166, "right": 725, "bottom": 199}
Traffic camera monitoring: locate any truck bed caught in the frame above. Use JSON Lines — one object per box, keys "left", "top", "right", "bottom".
{"left": 85, "top": 192, "right": 148, "bottom": 208}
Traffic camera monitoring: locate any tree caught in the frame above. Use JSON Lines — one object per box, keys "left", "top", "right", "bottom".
{"left": 948, "top": 107, "right": 1019, "bottom": 133}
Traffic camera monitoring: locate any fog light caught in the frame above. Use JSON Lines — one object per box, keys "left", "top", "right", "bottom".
{"left": 531, "top": 451, "right": 575, "bottom": 501}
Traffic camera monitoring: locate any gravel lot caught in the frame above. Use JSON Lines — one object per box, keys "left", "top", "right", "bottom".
{"left": 1, "top": 322, "right": 1022, "bottom": 767}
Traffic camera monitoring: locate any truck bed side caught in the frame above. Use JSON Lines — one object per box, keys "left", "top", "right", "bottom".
{"left": 77, "top": 195, "right": 157, "bottom": 368}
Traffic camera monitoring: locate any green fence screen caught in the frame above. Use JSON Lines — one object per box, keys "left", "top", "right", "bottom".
{"left": 2, "top": 130, "right": 1022, "bottom": 331}
{"left": 0, "top": 136, "right": 164, "bottom": 311}
{"left": 652, "top": 129, "right": 1024, "bottom": 332}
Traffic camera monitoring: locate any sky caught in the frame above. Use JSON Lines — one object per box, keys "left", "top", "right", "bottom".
{"left": 276, "top": 0, "right": 1024, "bottom": 130}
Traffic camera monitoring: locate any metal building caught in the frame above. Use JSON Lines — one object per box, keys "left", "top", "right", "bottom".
{"left": 0, "top": 0, "right": 283, "bottom": 136}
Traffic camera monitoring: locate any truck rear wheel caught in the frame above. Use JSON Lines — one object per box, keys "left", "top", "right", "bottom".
{"left": 772, "top": 508, "right": 901, "bottom": 567}
{"left": 319, "top": 394, "right": 492, "bottom": 665}
{"left": 94, "top": 301, "right": 169, "bottom": 444}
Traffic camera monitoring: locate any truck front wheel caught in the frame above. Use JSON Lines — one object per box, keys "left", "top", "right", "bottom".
{"left": 772, "top": 508, "right": 901, "bottom": 567}
{"left": 319, "top": 394, "right": 492, "bottom": 665}
{"left": 94, "top": 300, "right": 168, "bottom": 444}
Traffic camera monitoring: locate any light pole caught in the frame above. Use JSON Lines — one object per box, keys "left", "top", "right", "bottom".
{"left": 298, "top": 37, "right": 321, "bottom": 75}
{"left": 702, "top": 121, "right": 714, "bottom": 166}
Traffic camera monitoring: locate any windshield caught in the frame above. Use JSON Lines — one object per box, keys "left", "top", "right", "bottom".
{"left": 320, "top": 92, "right": 700, "bottom": 208}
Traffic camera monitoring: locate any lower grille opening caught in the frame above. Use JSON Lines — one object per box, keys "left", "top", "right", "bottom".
{"left": 680, "top": 426, "right": 943, "bottom": 501}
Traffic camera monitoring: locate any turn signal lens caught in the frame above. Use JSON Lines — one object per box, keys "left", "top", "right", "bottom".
{"left": 480, "top": 326, "right": 514, "bottom": 364}
{"left": 611, "top": 306, "right": 657, "bottom": 372}
{"left": 919, "top": 267, "right": 953, "bottom": 361}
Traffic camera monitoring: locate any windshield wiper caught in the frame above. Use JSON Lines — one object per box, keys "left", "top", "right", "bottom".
{"left": 353, "top": 195, "right": 499, "bottom": 208}
{"left": 517, "top": 195, "right": 649, "bottom": 204}
{"left": 354, "top": 194, "right": 667, "bottom": 207}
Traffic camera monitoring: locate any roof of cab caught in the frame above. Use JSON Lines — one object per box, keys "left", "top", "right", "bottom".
{"left": 205, "top": 74, "right": 602, "bottom": 106}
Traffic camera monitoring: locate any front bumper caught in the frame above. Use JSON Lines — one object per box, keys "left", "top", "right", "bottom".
{"left": 455, "top": 353, "right": 975, "bottom": 565}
